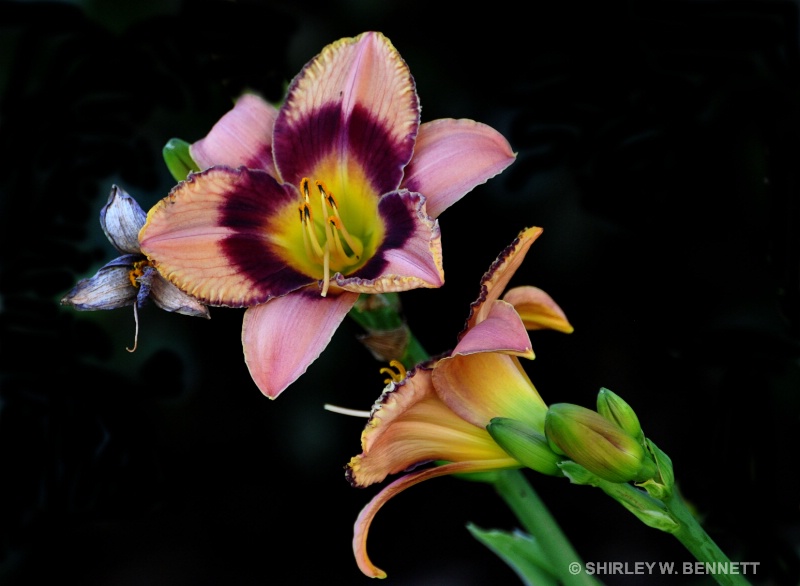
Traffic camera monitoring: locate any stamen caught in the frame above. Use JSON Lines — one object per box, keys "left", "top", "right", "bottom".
{"left": 323, "top": 404, "right": 371, "bottom": 418}
{"left": 300, "top": 203, "right": 324, "bottom": 258}
{"left": 297, "top": 177, "right": 366, "bottom": 297}
{"left": 324, "top": 192, "right": 362, "bottom": 257}
{"left": 379, "top": 359, "right": 407, "bottom": 384}
{"left": 329, "top": 218, "right": 355, "bottom": 263}
{"left": 299, "top": 205, "right": 313, "bottom": 260}
{"left": 321, "top": 244, "right": 331, "bottom": 297}
{"left": 318, "top": 183, "right": 337, "bottom": 251}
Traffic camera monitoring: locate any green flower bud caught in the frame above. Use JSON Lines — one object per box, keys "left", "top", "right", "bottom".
{"left": 487, "top": 417, "right": 563, "bottom": 476}
{"left": 596, "top": 387, "right": 644, "bottom": 442}
{"left": 162, "top": 137, "right": 200, "bottom": 182}
{"left": 545, "top": 403, "right": 656, "bottom": 484}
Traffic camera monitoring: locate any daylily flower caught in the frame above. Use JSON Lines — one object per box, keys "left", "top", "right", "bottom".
{"left": 138, "top": 31, "right": 516, "bottom": 399}
{"left": 346, "top": 226, "right": 573, "bottom": 578}
{"left": 61, "top": 185, "right": 210, "bottom": 349}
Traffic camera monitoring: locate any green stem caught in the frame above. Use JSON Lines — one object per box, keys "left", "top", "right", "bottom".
{"left": 400, "top": 329, "right": 430, "bottom": 366}
{"left": 592, "top": 477, "right": 751, "bottom": 586}
{"left": 493, "top": 469, "right": 596, "bottom": 586}
{"left": 662, "top": 489, "right": 752, "bottom": 586}
{"left": 348, "top": 293, "right": 430, "bottom": 368}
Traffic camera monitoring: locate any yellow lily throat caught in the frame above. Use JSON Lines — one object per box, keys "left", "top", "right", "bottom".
{"left": 298, "top": 177, "right": 364, "bottom": 297}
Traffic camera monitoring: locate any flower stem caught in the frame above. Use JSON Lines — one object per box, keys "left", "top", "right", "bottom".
{"left": 590, "top": 476, "right": 752, "bottom": 586}
{"left": 493, "top": 469, "right": 597, "bottom": 586}
{"left": 348, "top": 293, "right": 430, "bottom": 368}
{"left": 662, "top": 489, "right": 752, "bottom": 586}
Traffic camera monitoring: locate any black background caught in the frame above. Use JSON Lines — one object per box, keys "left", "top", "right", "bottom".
{"left": 1, "top": 1, "right": 799, "bottom": 584}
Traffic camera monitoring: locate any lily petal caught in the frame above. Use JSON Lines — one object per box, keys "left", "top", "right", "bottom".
{"left": 336, "top": 191, "right": 443, "bottom": 293}
{"left": 401, "top": 119, "right": 517, "bottom": 218}
{"left": 148, "top": 274, "right": 211, "bottom": 318}
{"left": 273, "top": 31, "right": 419, "bottom": 194}
{"left": 242, "top": 287, "right": 360, "bottom": 398}
{"left": 190, "top": 93, "right": 279, "bottom": 176}
{"left": 60, "top": 255, "right": 139, "bottom": 310}
{"left": 432, "top": 352, "right": 548, "bottom": 432}
{"left": 450, "top": 300, "right": 533, "bottom": 358}
{"left": 353, "top": 460, "right": 515, "bottom": 579}
{"left": 139, "top": 167, "right": 311, "bottom": 306}
{"left": 502, "top": 286, "right": 574, "bottom": 333}
{"left": 100, "top": 185, "right": 146, "bottom": 254}
{"left": 347, "top": 368, "right": 514, "bottom": 488}
{"left": 463, "top": 226, "right": 543, "bottom": 336}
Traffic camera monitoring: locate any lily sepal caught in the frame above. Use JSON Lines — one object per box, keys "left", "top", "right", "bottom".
{"left": 487, "top": 417, "right": 564, "bottom": 477}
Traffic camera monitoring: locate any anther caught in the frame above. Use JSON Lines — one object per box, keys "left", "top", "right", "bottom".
{"left": 128, "top": 260, "right": 149, "bottom": 288}
{"left": 379, "top": 359, "right": 407, "bottom": 385}
{"left": 299, "top": 202, "right": 324, "bottom": 259}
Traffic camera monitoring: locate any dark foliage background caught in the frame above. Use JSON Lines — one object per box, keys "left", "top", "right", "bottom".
{"left": 1, "top": 1, "right": 799, "bottom": 585}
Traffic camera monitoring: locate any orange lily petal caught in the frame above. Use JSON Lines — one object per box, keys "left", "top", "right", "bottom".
{"left": 347, "top": 368, "right": 514, "bottom": 488}
{"left": 353, "top": 460, "right": 516, "bottom": 579}
{"left": 433, "top": 352, "right": 547, "bottom": 432}
{"left": 462, "top": 226, "right": 543, "bottom": 336}
{"left": 503, "top": 285, "right": 574, "bottom": 333}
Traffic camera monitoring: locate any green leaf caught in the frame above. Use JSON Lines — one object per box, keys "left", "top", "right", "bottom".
{"left": 467, "top": 524, "right": 559, "bottom": 586}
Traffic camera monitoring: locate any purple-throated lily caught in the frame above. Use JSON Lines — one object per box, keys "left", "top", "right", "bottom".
{"left": 138, "top": 31, "right": 516, "bottom": 399}
{"left": 345, "top": 226, "right": 573, "bottom": 578}
{"left": 61, "top": 185, "right": 209, "bottom": 349}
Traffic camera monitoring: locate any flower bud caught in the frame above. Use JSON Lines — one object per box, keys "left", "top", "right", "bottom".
{"left": 162, "top": 137, "right": 200, "bottom": 182}
{"left": 545, "top": 403, "right": 656, "bottom": 483}
{"left": 487, "top": 417, "right": 563, "bottom": 476}
{"left": 596, "top": 388, "right": 643, "bottom": 442}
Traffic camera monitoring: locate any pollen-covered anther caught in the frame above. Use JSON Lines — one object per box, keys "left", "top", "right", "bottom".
{"left": 128, "top": 260, "right": 150, "bottom": 287}
{"left": 379, "top": 359, "right": 407, "bottom": 385}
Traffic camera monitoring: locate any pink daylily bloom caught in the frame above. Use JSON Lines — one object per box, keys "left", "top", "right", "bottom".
{"left": 346, "top": 227, "right": 574, "bottom": 578}
{"left": 139, "top": 31, "right": 516, "bottom": 399}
